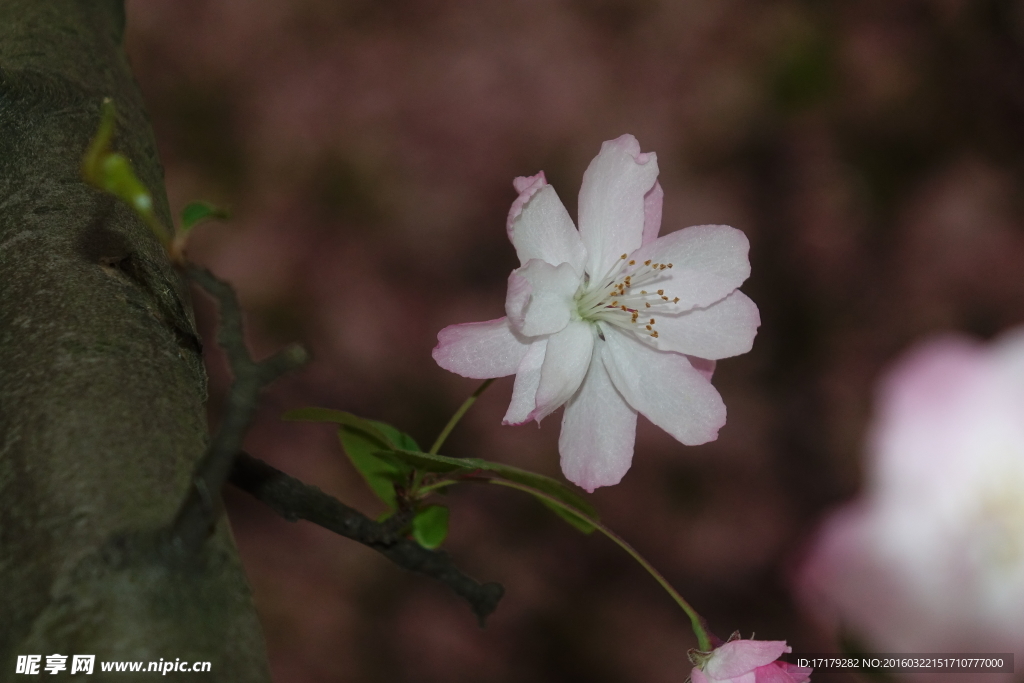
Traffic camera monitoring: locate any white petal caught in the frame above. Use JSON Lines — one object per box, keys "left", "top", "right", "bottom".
{"left": 651, "top": 291, "right": 760, "bottom": 359}
{"left": 578, "top": 135, "right": 659, "bottom": 280}
{"left": 432, "top": 317, "right": 530, "bottom": 379}
{"left": 559, "top": 343, "right": 638, "bottom": 492}
{"left": 504, "top": 260, "right": 580, "bottom": 337}
{"left": 602, "top": 326, "right": 726, "bottom": 445}
{"left": 502, "top": 338, "right": 547, "bottom": 425}
{"left": 687, "top": 356, "right": 716, "bottom": 381}
{"left": 630, "top": 224, "right": 751, "bottom": 310}
{"left": 641, "top": 180, "right": 663, "bottom": 246}
{"left": 530, "top": 320, "right": 595, "bottom": 422}
{"left": 510, "top": 184, "right": 586, "bottom": 273}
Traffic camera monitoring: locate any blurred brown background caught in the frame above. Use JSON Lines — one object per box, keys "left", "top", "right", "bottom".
{"left": 123, "top": 1, "right": 1024, "bottom": 681}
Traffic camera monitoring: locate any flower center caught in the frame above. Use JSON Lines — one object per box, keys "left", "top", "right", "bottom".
{"left": 575, "top": 253, "right": 679, "bottom": 339}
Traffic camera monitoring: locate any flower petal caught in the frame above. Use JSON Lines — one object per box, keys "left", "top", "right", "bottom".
{"left": 687, "top": 356, "right": 717, "bottom": 381}
{"left": 432, "top": 317, "right": 529, "bottom": 379}
{"left": 705, "top": 641, "right": 792, "bottom": 679}
{"left": 641, "top": 180, "right": 663, "bottom": 246}
{"left": 509, "top": 183, "right": 586, "bottom": 273}
{"left": 602, "top": 326, "right": 726, "bottom": 445}
{"left": 529, "top": 320, "right": 595, "bottom": 423}
{"left": 578, "top": 135, "right": 659, "bottom": 280}
{"left": 502, "top": 338, "right": 547, "bottom": 425}
{"left": 558, "top": 343, "right": 638, "bottom": 491}
{"left": 505, "top": 259, "right": 580, "bottom": 337}
{"left": 506, "top": 172, "right": 548, "bottom": 239}
{"left": 630, "top": 224, "right": 751, "bottom": 311}
{"left": 776, "top": 663, "right": 813, "bottom": 683}
{"left": 651, "top": 291, "right": 760, "bottom": 359}
{"left": 690, "top": 667, "right": 711, "bottom": 683}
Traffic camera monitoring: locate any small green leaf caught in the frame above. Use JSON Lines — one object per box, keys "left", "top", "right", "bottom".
{"left": 284, "top": 408, "right": 422, "bottom": 508}
{"left": 339, "top": 425, "right": 411, "bottom": 508}
{"left": 181, "top": 201, "right": 230, "bottom": 231}
{"left": 81, "top": 99, "right": 170, "bottom": 247}
{"left": 411, "top": 505, "right": 449, "bottom": 549}
{"left": 374, "top": 448, "right": 598, "bottom": 527}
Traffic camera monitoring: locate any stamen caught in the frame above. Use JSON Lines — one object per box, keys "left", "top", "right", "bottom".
{"left": 575, "top": 254, "right": 680, "bottom": 340}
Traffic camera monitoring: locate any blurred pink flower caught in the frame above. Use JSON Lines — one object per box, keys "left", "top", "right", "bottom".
{"left": 690, "top": 639, "right": 811, "bottom": 683}
{"left": 433, "top": 134, "right": 758, "bottom": 491}
{"left": 798, "top": 330, "right": 1024, "bottom": 679}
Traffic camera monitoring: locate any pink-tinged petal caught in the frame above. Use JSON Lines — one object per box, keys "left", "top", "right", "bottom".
{"left": 558, "top": 343, "right": 638, "bottom": 491}
{"left": 509, "top": 184, "right": 586, "bottom": 273}
{"left": 504, "top": 259, "right": 580, "bottom": 337}
{"left": 529, "top": 321, "right": 595, "bottom": 423}
{"left": 433, "top": 317, "right": 530, "bottom": 379}
{"left": 602, "top": 327, "right": 726, "bottom": 445}
{"left": 754, "top": 663, "right": 798, "bottom": 683}
{"left": 706, "top": 641, "right": 792, "bottom": 679}
{"left": 776, "top": 663, "right": 812, "bottom": 683}
{"left": 502, "top": 339, "right": 547, "bottom": 425}
{"left": 506, "top": 172, "right": 547, "bottom": 239}
{"left": 578, "top": 135, "right": 659, "bottom": 280}
{"left": 631, "top": 224, "right": 751, "bottom": 311}
{"left": 641, "top": 180, "right": 663, "bottom": 246}
{"left": 691, "top": 667, "right": 711, "bottom": 683}
{"left": 651, "top": 291, "right": 760, "bottom": 360}
{"left": 688, "top": 356, "right": 717, "bottom": 381}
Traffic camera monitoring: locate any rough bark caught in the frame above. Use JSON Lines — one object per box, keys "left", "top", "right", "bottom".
{"left": 0, "top": 1, "right": 271, "bottom": 679}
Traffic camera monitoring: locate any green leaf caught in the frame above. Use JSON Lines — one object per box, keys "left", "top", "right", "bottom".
{"left": 375, "top": 448, "right": 598, "bottom": 528}
{"left": 284, "top": 408, "right": 422, "bottom": 508}
{"left": 539, "top": 499, "right": 595, "bottom": 534}
{"left": 411, "top": 505, "right": 449, "bottom": 549}
{"left": 338, "top": 426, "right": 411, "bottom": 508}
{"left": 181, "top": 201, "right": 230, "bottom": 231}
{"left": 283, "top": 407, "right": 394, "bottom": 449}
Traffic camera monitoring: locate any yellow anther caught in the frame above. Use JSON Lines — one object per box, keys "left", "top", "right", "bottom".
{"left": 652, "top": 331, "right": 659, "bottom": 338}
{"left": 646, "top": 325, "right": 652, "bottom": 330}
{"left": 673, "top": 297, "right": 679, "bottom": 303}
{"left": 645, "top": 303, "right": 651, "bottom": 308}
{"left": 628, "top": 260, "right": 635, "bottom": 265}
{"left": 657, "top": 290, "right": 664, "bottom": 295}
{"left": 649, "top": 319, "right": 655, "bottom": 324}
{"left": 620, "top": 253, "right": 628, "bottom": 259}
{"left": 662, "top": 296, "right": 668, "bottom": 301}
{"left": 644, "top": 260, "right": 651, "bottom": 266}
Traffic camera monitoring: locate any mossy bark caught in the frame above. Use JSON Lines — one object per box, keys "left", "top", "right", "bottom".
{"left": 0, "top": 1, "right": 270, "bottom": 679}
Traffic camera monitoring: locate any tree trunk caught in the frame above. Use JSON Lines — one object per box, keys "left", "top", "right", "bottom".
{"left": 0, "top": 1, "right": 270, "bottom": 679}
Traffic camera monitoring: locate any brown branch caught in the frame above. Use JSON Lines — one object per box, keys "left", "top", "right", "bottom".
{"left": 170, "top": 265, "right": 309, "bottom": 555}
{"left": 229, "top": 452, "right": 505, "bottom": 626}
{"left": 176, "top": 266, "right": 504, "bottom": 623}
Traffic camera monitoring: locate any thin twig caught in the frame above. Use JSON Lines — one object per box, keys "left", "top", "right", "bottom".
{"left": 229, "top": 452, "right": 505, "bottom": 625}
{"left": 170, "top": 266, "right": 309, "bottom": 555}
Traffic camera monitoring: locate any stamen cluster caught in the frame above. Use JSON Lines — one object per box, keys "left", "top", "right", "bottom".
{"left": 576, "top": 253, "right": 680, "bottom": 339}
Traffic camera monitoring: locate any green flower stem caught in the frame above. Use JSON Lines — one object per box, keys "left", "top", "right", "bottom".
{"left": 428, "top": 378, "right": 495, "bottom": 455}
{"left": 487, "top": 477, "right": 713, "bottom": 652}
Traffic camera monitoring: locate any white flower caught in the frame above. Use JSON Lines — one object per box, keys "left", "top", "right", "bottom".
{"left": 798, "top": 330, "right": 1024, "bottom": 680}
{"left": 432, "top": 135, "right": 759, "bottom": 491}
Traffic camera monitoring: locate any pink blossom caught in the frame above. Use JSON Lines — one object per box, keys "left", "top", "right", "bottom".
{"left": 690, "top": 639, "right": 812, "bottom": 683}
{"left": 797, "top": 330, "right": 1024, "bottom": 681}
{"left": 432, "top": 135, "right": 759, "bottom": 491}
